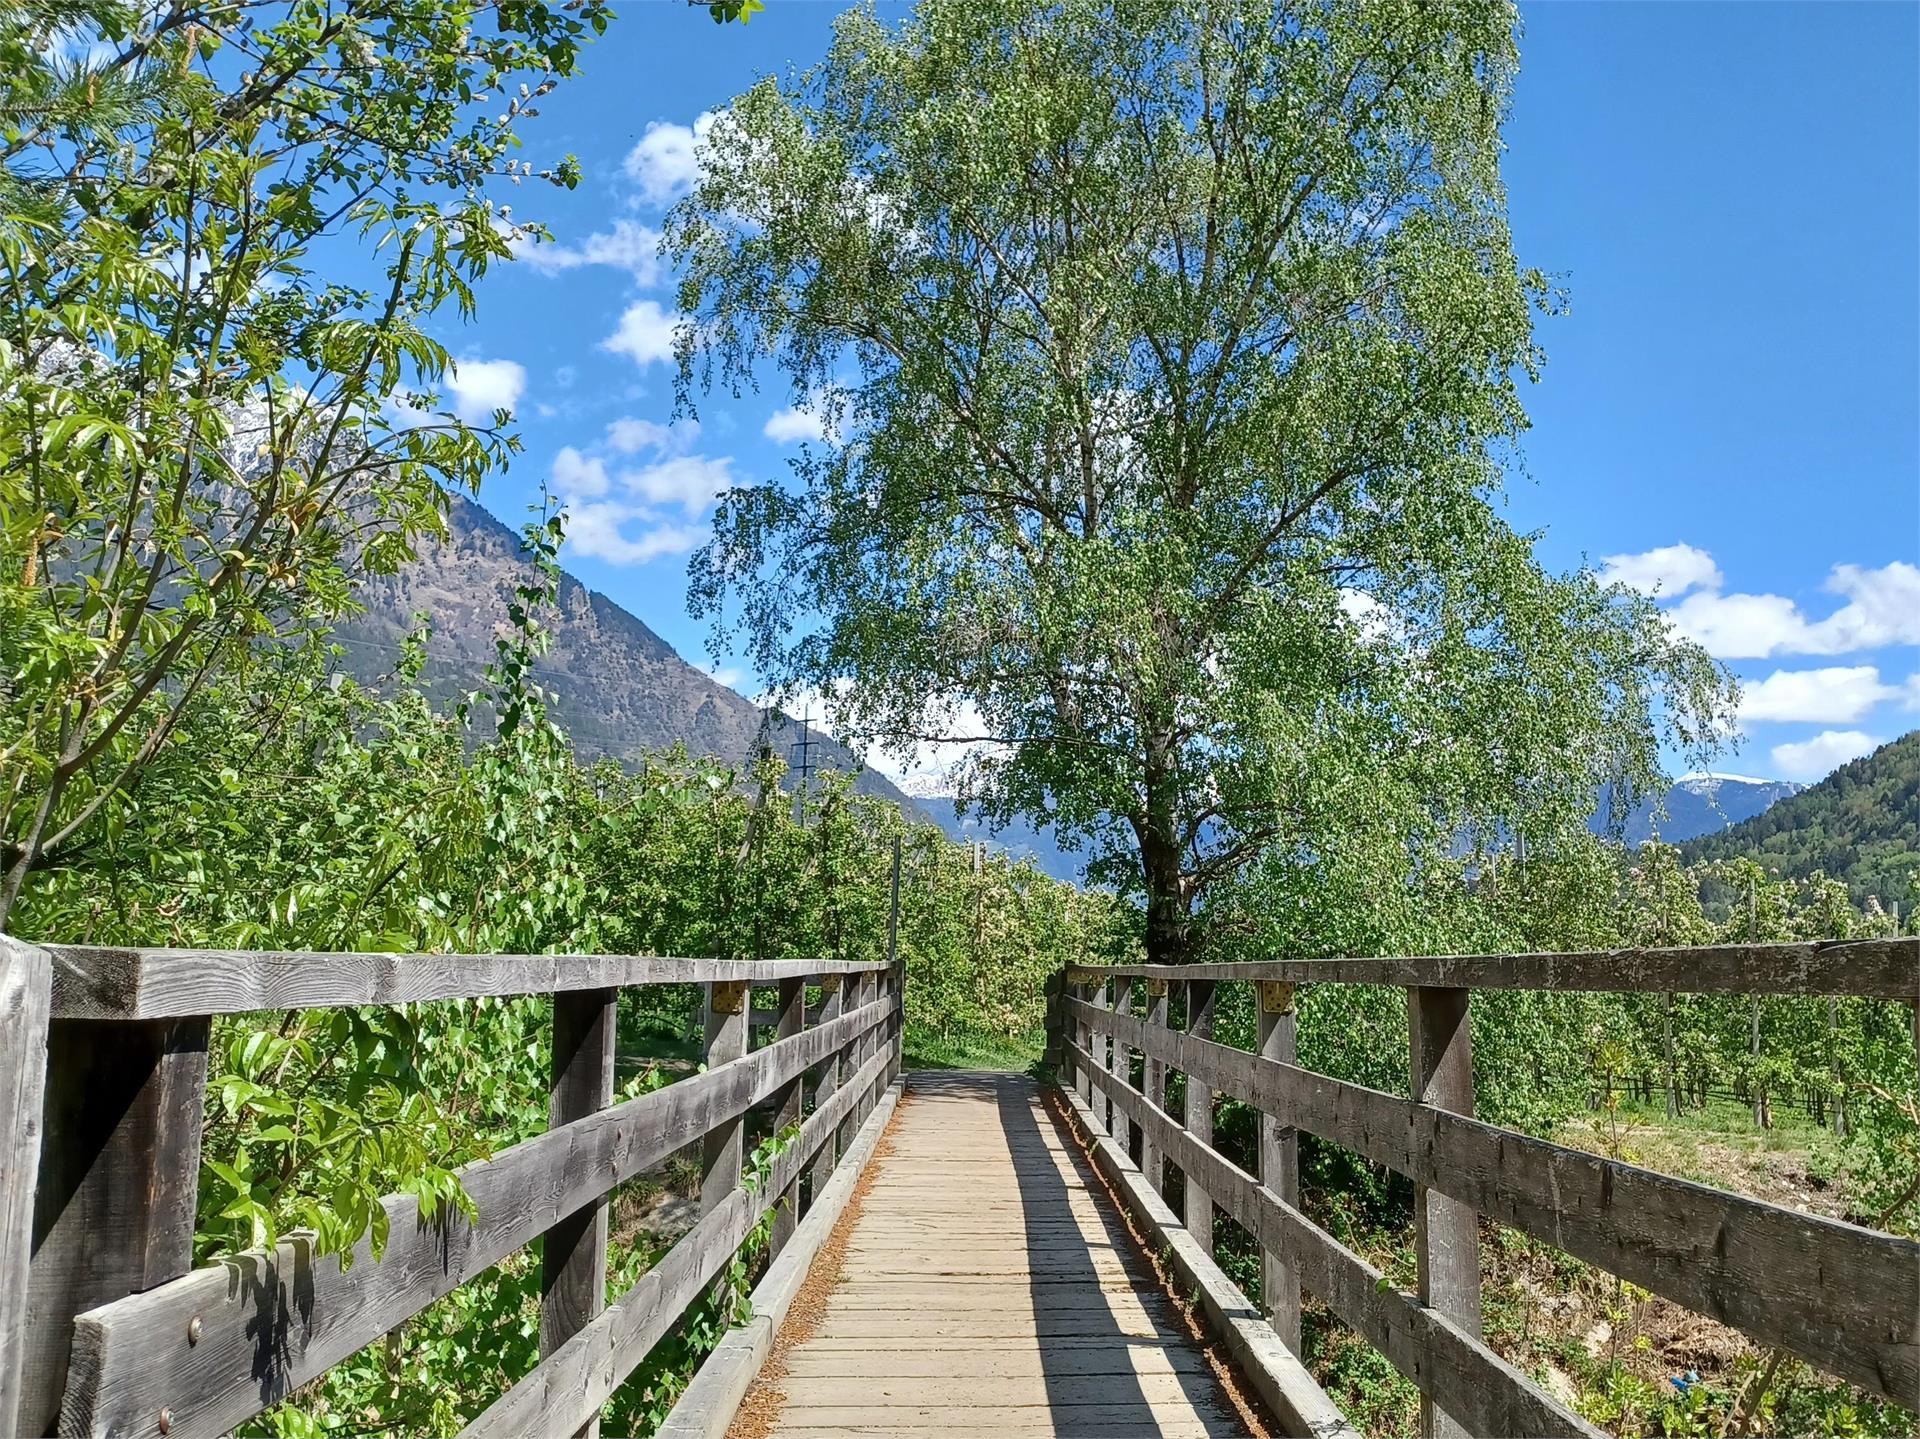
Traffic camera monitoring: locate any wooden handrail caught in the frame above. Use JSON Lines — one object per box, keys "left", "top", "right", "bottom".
{"left": 5, "top": 943, "right": 907, "bottom": 1439}
{"left": 44, "top": 944, "right": 890, "bottom": 1020}
{"left": 1054, "top": 961, "right": 1920, "bottom": 1438}
{"left": 1068, "top": 936, "right": 1918, "bottom": 998}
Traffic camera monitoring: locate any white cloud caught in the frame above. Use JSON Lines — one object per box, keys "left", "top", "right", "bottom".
{"left": 512, "top": 219, "right": 663, "bottom": 285}
{"left": 1667, "top": 589, "right": 1807, "bottom": 659}
{"left": 1599, "top": 543, "right": 1723, "bottom": 598}
{"left": 446, "top": 357, "right": 526, "bottom": 423}
{"left": 1770, "top": 729, "right": 1880, "bottom": 782}
{"left": 1738, "top": 666, "right": 1898, "bottom": 724}
{"left": 603, "top": 300, "right": 678, "bottom": 368}
{"left": 699, "top": 662, "right": 747, "bottom": 690}
{"left": 764, "top": 405, "right": 827, "bottom": 444}
{"left": 607, "top": 416, "right": 699, "bottom": 455}
{"left": 627, "top": 454, "right": 735, "bottom": 514}
{"left": 624, "top": 113, "right": 718, "bottom": 207}
{"left": 552, "top": 445, "right": 610, "bottom": 500}
{"left": 1616, "top": 548, "right": 1920, "bottom": 659}
{"left": 1810, "top": 562, "right": 1920, "bottom": 653}
{"left": 565, "top": 501, "right": 708, "bottom": 566}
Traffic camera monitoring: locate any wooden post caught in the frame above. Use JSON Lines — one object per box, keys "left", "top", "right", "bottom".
{"left": 886, "top": 837, "right": 904, "bottom": 1084}
{"left": 541, "top": 987, "right": 616, "bottom": 1439}
{"left": 1142, "top": 977, "right": 1169, "bottom": 1195}
{"left": 1258, "top": 981, "right": 1302, "bottom": 1352}
{"left": 1184, "top": 978, "right": 1217, "bottom": 1254}
{"left": 1409, "top": 985, "right": 1481, "bottom": 1439}
{"left": 0, "top": 938, "right": 51, "bottom": 1439}
{"left": 840, "top": 973, "right": 870, "bottom": 1149}
{"left": 1076, "top": 975, "right": 1095, "bottom": 1111}
{"left": 1662, "top": 991, "right": 1678, "bottom": 1118}
{"left": 1120, "top": 977, "right": 1142, "bottom": 1161}
{"left": 702, "top": 980, "right": 749, "bottom": 1215}
{"left": 24, "top": 1015, "right": 210, "bottom": 1437}
{"left": 808, "top": 974, "right": 844, "bottom": 1200}
{"left": 769, "top": 975, "right": 806, "bottom": 1255}
{"left": 1094, "top": 975, "right": 1114, "bottom": 1136}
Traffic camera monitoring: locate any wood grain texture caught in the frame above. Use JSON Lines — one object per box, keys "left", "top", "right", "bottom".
{"left": 1068, "top": 1042, "right": 1604, "bottom": 1439}
{"left": 46, "top": 947, "right": 887, "bottom": 1020}
{"left": 59, "top": 997, "right": 892, "bottom": 1439}
{"left": 1255, "top": 995, "right": 1300, "bottom": 1354}
{"left": 461, "top": 1046, "right": 896, "bottom": 1439}
{"left": 543, "top": 987, "right": 617, "bottom": 1439}
{"left": 1058, "top": 1080, "right": 1362, "bottom": 1439}
{"left": 1141, "top": 979, "right": 1169, "bottom": 1199}
{"left": 0, "top": 937, "right": 52, "bottom": 1439}
{"left": 752, "top": 1071, "right": 1252, "bottom": 1439}
{"left": 1072, "top": 937, "right": 1918, "bottom": 998}
{"left": 807, "top": 977, "right": 846, "bottom": 1201}
{"left": 28, "top": 1014, "right": 208, "bottom": 1437}
{"left": 768, "top": 975, "right": 807, "bottom": 1256}
{"left": 1182, "top": 979, "right": 1216, "bottom": 1254}
{"left": 1409, "top": 987, "right": 1479, "bottom": 1439}
{"left": 1072, "top": 998, "right": 1920, "bottom": 1405}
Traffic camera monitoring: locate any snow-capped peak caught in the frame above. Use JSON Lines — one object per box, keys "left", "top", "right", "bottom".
{"left": 1674, "top": 771, "right": 1788, "bottom": 794}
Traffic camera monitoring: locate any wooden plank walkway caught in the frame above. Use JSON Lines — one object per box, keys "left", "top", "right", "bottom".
{"left": 742, "top": 1071, "right": 1255, "bottom": 1439}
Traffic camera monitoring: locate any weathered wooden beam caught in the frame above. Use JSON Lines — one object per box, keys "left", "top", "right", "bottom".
{"left": 29, "top": 1013, "right": 208, "bottom": 1437}
{"left": 0, "top": 937, "right": 52, "bottom": 1439}
{"left": 1141, "top": 977, "right": 1168, "bottom": 1197}
{"left": 1068, "top": 1041, "right": 1604, "bottom": 1439}
{"left": 701, "top": 982, "right": 749, "bottom": 1219}
{"left": 60, "top": 997, "right": 892, "bottom": 1439}
{"left": 1256, "top": 981, "right": 1300, "bottom": 1353}
{"left": 542, "top": 987, "right": 617, "bottom": 1439}
{"left": 806, "top": 975, "right": 845, "bottom": 1204}
{"left": 1057, "top": 1078, "right": 1363, "bottom": 1439}
{"left": 1182, "top": 978, "right": 1216, "bottom": 1254}
{"left": 1071, "top": 998, "right": 1920, "bottom": 1404}
{"left": 1072, "top": 937, "right": 1917, "bottom": 998}
{"left": 1410, "top": 986, "right": 1479, "bottom": 1439}
{"left": 459, "top": 1045, "right": 896, "bottom": 1439}
{"left": 46, "top": 947, "right": 888, "bottom": 1020}
{"left": 768, "top": 976, "right": 806, "bottom": 1256}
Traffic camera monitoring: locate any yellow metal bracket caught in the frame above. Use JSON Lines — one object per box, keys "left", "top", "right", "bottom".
{"left": 710, "top": 980, "right": 748, "bottom": 1015}
{"left": 1260, "top": 981, "right": 1297, "bottom": 1015}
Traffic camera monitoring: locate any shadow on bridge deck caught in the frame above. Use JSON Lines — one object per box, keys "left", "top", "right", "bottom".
{"left": 742, "top": 1069, "right": 1256, "bottom": 1438}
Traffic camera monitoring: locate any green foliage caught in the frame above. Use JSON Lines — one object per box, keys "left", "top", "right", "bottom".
{"left": 0, "top": 0, "right": 606, "bottom": 924}
{"left": 670, "top": 0, "right": 1734, "bottom": 965}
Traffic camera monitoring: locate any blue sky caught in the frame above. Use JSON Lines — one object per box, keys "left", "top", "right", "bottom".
{"left": 433, "top": 0, "right": 1919, "bottom": 788}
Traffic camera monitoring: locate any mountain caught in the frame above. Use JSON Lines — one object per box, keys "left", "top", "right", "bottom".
{"left": 1592, "top": 773, "right": 1805, "bottom": 846}
{"left": 1679, "top": 731, "right": 1920, "bottom": 910}
{"left": 907, "top": 794, "right": 1084, "bottom": 884}
{"left": 335, "top": 495, "right": 910, "bottom": 805}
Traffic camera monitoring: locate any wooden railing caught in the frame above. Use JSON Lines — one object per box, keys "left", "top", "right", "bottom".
{"left": 0, "top": 937, "right": 903, "bottom": 1439}
{"left": 1047, "top": 938, "right": 1920, "bottom": 1439}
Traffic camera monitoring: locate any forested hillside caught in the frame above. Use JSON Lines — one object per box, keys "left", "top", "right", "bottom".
{"left": 1681, "top": 731, "right": 1920, "bottom": 910}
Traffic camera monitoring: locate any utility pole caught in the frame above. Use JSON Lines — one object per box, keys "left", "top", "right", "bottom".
{"left": 789, "top": 707, "right": 819, "bottom": 823}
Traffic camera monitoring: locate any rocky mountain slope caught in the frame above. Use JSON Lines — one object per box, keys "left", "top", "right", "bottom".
{"left": 335, "top": 495, "right": 907, "bottom": 804}
{"left": 1594, "top": 773, "right": 1805, "bottom": 846}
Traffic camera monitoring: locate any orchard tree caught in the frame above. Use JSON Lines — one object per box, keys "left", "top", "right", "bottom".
{"left": 670, "top": 0, "right": 1733, "bottom": 963}
{"left": 0, "top": 0, "right": 610, "bottom": 924}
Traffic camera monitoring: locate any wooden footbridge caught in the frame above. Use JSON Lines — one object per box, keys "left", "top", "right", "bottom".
{"left": 0, "top": 935, "right": 1915, "bottom": 1438}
